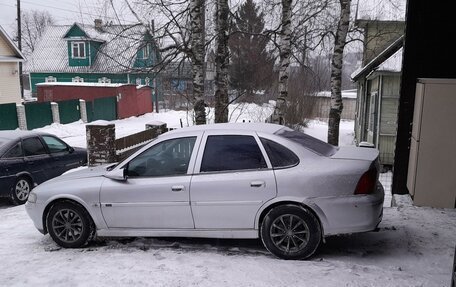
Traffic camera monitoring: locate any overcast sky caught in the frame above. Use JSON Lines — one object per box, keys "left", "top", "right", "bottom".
{"left": 0, "top": 0, "right": 135, "bottom": 37}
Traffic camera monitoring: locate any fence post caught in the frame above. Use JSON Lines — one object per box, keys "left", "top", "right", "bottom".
{"left": 16, "top": 104, "right": 27, "bottom": 130}
{"left": 79, "top": 99, "right": 88, "bottom": 123}
{"left": 86, "top": 124, "right": 116, "bottom": 166}
{"left": 50, "top": 102, "right": 60, "bottom": 124}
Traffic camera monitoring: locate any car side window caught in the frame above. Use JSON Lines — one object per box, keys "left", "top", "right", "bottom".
{"left": 200, "top": 135, "right": 267, "bottom": 172}
{"left": 260, "top": 137, "right": 299, "bottom": 168}
{"left": 3, "top": 142, "right": 23, "bottom": 158}
{"left": 127, "top": 137, "right": 196, "bottom": 177}
{"left": 42, "top": 135, "right": 69, "bottom": 153}
{"left": 23, "top": 137, "right": 48, "bottom": 156}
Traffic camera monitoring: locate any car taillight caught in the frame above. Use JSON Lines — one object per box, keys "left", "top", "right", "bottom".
{"left": 354, "top": 168, "right": 377, "bottom": 195}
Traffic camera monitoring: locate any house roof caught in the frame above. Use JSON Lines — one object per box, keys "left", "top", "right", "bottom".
{"left": 351, "top": 35, "right": 404, "bottom": 82}
{"left": 24, "top": 23, "right": 152, "bottom": 74}
{"left": 0, "top": 25, "right": 25, "bottom": 61}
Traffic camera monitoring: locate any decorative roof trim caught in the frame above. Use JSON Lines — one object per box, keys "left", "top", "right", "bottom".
{"left": 0, "top": 25, "right": 25, "bottom": 60}
{"left": 351, "top": 35, "right": 404, "bottom": 82}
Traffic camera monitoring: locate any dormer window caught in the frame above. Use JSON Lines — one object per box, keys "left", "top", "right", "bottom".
{"left": 72, "top": 42, "right": 86, "bottom": 58}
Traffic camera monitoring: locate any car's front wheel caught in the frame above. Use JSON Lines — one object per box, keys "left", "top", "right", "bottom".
{"left": 10, "top": 177, "right": 32, "bottom": 205}
{"left": 261, "top": 205, "right": 322, "bottom": 260}
{"left": 46, "top": 201, "right": 94, "bottom": 248}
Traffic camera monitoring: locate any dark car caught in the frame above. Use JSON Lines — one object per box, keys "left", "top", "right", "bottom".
{"left": 0, "top": 130, "right": 87, "bottom": 205}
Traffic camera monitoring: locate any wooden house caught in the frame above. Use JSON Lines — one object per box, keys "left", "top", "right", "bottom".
{"left": 0, "top": 25, "right": 25, "bottom": 104}
{"left": 351, "top": 1, "right": 406, "bottom": 167}
{"left": 24, "top": 20, "right": 160, "bottom": 97}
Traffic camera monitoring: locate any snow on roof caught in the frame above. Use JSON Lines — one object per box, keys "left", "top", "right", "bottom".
{"left": 36, "top": 82, "right": 131, "bottom": 88}
{"left": 315, "top": 89, "right": 358, "bottom": 99}
{"left": 377, "top": 47, "right": 403, "bottom": 72}
{"left": 24, "top": 24, "right": 150, "bottom": 73}
{"left": 351, "top": 36, "right": 403, "bottom": 81}
{"left": 356, "top": 0, "right": 406, "bottom": 21}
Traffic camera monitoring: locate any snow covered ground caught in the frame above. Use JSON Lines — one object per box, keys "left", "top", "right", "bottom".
{"left": 0, "top": 105, "right": 455, "bottom": 286}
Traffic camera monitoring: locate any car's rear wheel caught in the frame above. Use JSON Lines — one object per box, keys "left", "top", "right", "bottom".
{"left": 10, "top": 177, "right": 32, "bottom": 205}
{"left": 261, "top": 205, "right": 321, "bottom": 260}
{"left": 46, "top": 202, "right": 94, "bottom": 248}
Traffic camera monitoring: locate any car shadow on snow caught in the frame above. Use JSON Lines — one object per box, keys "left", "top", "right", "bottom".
{"left": 0, "top": 198, "right": 13, "bottom": 209}
{"left": 40, "top": 225, "right": 401, "bottom": 261}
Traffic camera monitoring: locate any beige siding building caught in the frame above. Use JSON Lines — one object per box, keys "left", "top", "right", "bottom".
{"left": 0, "top": 25, "right": 25, "bottom": 104}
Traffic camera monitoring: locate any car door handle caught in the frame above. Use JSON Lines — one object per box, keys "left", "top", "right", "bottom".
{"left": 250, "top": 181, "right": 265, "bottom": 188}
{"left": 171, "top": 185, "right": 185, "bottom": 192}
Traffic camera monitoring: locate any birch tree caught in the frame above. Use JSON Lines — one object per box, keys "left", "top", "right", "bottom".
{"left": 214, "top": 0, "right": 229, "bottom": 123}
{"left": 190, "top": 0, "right": 207, "bottom": 125}
{"left": 327, "top": 0, "right": 351, "bottom": 146}
{"left": 271, "top": 0, "right": 292, "bottom": 125}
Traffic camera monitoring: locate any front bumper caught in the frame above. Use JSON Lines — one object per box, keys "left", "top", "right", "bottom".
{"left": 313, "top": 183, "right": 384, "bottom": 236}
{"left": 25, "top": 201, "right": 46, "bottom": 234}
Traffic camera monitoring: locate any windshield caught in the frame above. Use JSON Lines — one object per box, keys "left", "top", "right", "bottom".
{"left": 275, "top": 128, "right": 338, "bottom": 157}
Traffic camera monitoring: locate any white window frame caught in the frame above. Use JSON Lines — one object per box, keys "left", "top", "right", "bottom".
{"left": 45, "top": 76, "right": 57, "bottom": 83}
{"left": 145, "top": 77, "right": 150, "bottom": 86}
{"left": 142, "top": 45, "right": 150, "bottom": 59}
{"left": 98, "top": 77, "right": 111, "bottom": 84}
{"left": 72, "top": 76, "right": 84, "bottom": 83}
{"left": 136, "top": 78, "right": 142, "bottom": 85}
{"left": 72, "top": 41, "right": 86, "bottom": 59}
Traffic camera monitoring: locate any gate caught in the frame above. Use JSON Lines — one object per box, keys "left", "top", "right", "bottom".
{"left": 58, "top": 99, "right": 80, "bottom": 124}
{"left": 24, "top": 102, "right": 53, "bottom": 130}
{"left": 0, "top": 103, "right": 18, "bottom": 130}
{"left": 92, "top": 97, "right": 117, "bottom": 121}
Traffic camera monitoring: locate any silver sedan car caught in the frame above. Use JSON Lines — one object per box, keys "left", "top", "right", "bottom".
{"left": 26, "top": 123, "right": 384, "bottom": 260}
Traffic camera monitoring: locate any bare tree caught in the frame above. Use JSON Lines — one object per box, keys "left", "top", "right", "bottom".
{"left": 214, "top": 0, "right": 229, "bottom": 123}
{"left": 327, "top": 0, "right": 351, "bottom": 146}
{"left": 19, "top": 10, "right": 54, "bottom": 56}
{"left": 271, "top": 0, "right": 293, "bottom": 125}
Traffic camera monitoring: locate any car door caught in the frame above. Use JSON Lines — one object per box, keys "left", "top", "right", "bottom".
{"left": 22, "top": 136, "right": 52, "bottom": 184}
{"left": 0, "top": 141, "right": 25, "bottom": 191}
{"left": 190, "top": 131, "right": 277, "bottom": 229}
{"left": 100, "top": 135, "right": 201, "bottom": 229}
{"left": 41, "top": 135, "right": 80, "bottom": 177}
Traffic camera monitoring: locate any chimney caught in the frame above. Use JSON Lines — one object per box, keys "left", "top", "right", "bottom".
{"left": 94, "top": 19, "right": 103, "bottom": 31}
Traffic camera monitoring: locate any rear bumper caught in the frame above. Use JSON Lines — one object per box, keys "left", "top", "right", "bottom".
{"left": 313, "top": 183, "right": 384, "bottom": 236}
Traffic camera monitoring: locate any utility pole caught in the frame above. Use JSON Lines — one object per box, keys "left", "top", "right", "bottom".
{"left": 17, "top": 0, "right": 24, "bottom": 98}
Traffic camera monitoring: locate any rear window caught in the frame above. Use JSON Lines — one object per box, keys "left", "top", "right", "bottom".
{"left": 275, "top": 128, "right": 338, "bottom": 157}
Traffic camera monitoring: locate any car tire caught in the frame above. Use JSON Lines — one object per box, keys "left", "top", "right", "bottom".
{"left": 46, "top": 201, "right": 94, "bottom": 248}
{"left": 10, "top": 177, "right": 33, "bottom": 205}
{"left": 261, "top": 204, "right": 321, "bottom": 260}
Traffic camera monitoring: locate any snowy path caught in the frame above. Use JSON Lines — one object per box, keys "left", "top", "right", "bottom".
{"left": 0, "top": 200, "right": 454, "bottom": 286}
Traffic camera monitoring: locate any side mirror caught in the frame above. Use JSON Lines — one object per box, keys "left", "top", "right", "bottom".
{"left": 104, "top": 168, "right": 127, "bottom": 181}
{"left": 68, "top": 146, "right": 75, "bottom": 153}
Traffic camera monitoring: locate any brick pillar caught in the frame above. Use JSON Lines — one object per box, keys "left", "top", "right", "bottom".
{"left": 145, "top": 121, "right": 168, "bottom": 136}
{"left": 79, "top": 99, "right": 88, "bottom": 123}
{"left": 51, "top": 102, "right": 60, "bottom": 124}
{"left": 86, "top": 124, "right": 116, "bottom": 166}
{"left": 16, "top": 104, "right": 27, "bottom": 130}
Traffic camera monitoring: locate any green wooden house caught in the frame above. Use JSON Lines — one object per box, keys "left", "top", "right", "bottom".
{"left": 24, "top": 20, "right": 160, "bottom": 96}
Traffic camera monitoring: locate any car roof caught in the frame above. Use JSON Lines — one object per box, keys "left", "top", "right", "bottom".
{"left": 0, "top": 130, "right": 50, "bottom": 141}
{"left": 166, "top": 122, "right": 286, "bottom": 135}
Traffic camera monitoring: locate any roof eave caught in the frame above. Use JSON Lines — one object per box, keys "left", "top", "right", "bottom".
{"left": 0, "top": 25, "right": 26, "bottom": 60}
{"left": 351, "top": 35, "right": 404, "bottom": 82}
